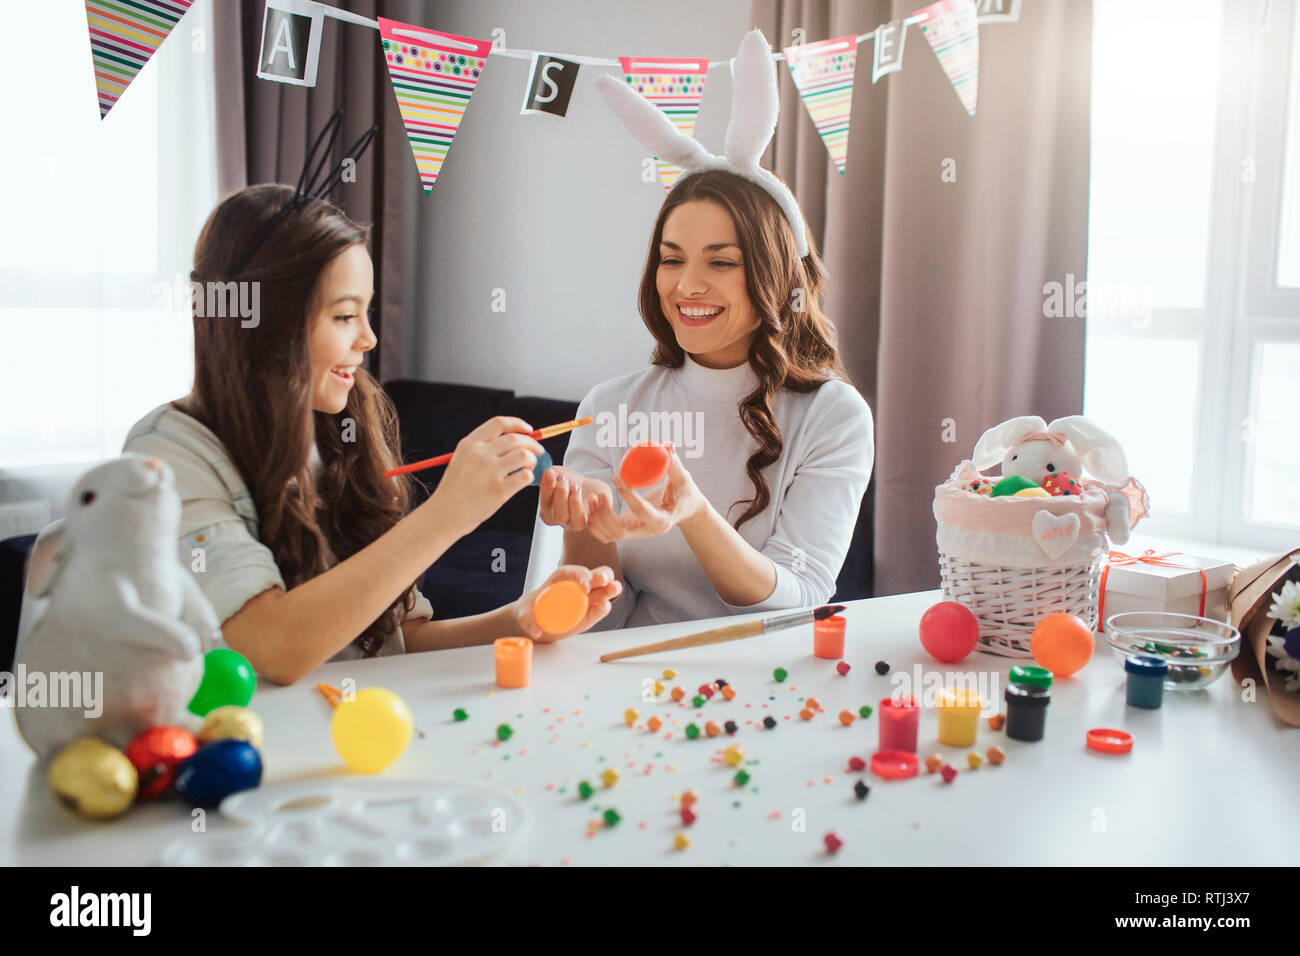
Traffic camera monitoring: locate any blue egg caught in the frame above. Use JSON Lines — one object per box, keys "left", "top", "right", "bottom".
{"left": 173, "top": 739, "right": 262, "bottom": 808}
{"left": 530, "top": 449, "right": 553, "bottom": 486}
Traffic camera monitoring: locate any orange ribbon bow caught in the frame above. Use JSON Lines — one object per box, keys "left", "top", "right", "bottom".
{"left": 1098, "top": 549, "right": 1208, "bottom": 633}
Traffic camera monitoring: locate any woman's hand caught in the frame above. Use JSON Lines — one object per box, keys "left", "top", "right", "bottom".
{"left": 425, "top": 416, "right": 544, "bottom": 538}
{"left": 538, "top": 466, "right": 615, "bottom": 532}
{"left": 585, "top": 450, "right": 708, "bottom": 543}
{"left": 512, "top": 565, "right": 622, "bottom": 641}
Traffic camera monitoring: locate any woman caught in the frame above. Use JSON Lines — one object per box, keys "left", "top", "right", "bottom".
{"left": 125, "top": 184, "right": 619, "bottom": 684}
{"left": 538, "top": 169, "right": 874, "bottom": 628}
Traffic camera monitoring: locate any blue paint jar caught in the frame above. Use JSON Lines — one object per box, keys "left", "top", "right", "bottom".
{"left": 1004, "top": 684, "right": 1050, "bottom": 741}
{"left": 1125, "top": 655, "right": 1169, "bottom": 709}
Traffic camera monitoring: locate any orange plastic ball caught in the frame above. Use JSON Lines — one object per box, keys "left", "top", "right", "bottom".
{"left": 533, "top": 580, "right": 587, "bottom": 634}
{"left": 1030, "top": 613, "right": 1094, "bottom": 676}
{"left": 619, "top": 441, "right": 671, "bottom": 488}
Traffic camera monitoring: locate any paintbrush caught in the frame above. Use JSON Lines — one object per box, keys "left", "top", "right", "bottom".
{"left": 383, "top": 416, "right": 594, "bottom": 478}
{"left": 598, "top": 604, "right": 846, "bottom": 662}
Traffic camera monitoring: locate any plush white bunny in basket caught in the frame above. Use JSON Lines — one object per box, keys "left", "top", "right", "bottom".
{"left": 934, "top": 415, "right": 1149, "bottom": 655}
{"left": 14, "top": 455, "right": 221, "bottom": 761}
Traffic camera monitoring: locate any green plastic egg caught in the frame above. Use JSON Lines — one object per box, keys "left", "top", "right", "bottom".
{"left": 187, "top": 648, "right": 256, "bottom": 716}
{"left": 990, "top": 474, "right": 1040, "bottom": 497}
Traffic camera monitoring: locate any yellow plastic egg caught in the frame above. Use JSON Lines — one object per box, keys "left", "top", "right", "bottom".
{"left": 49, "top": 738, "right": 138, "bottom": 819}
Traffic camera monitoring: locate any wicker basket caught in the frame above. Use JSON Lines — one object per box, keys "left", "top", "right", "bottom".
{"left": 934, "top": 466, "right": 1111, "bottom": 657}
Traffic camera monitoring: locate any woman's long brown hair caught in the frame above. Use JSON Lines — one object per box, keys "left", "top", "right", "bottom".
{"left": 637, "top": 170, "right": 846, "bottom": 528}
{"left": 184, "top": 184, "right": 414, "bottom": 656}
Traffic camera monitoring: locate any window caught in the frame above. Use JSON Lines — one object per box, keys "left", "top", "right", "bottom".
{"left": 0, "top": 2, "right": 217, "bottom": 468}
{"left": 1085, "top": 0, "right": 1300, "bottom": 551}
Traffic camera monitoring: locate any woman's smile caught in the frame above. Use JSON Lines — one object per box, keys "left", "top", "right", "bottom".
{"left": 676, "top": 302, "right": 726, "bottom": 327}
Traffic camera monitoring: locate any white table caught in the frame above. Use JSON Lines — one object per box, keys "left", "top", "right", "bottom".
{"left": 3, "top": 590, "right": 1297, "bottom": 866}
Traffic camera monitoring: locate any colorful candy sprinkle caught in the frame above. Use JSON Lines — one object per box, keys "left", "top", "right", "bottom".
{"left": 680, "top": 806, "right": 697, "bottom": 826}
{"left": 799, "top": 708, "right": 814, "bottom": 721}
{"left": 724, "top": 720, "right": 738, "bottom": 735}
{"left": 624, "top": 708, "right": 638, "bottom": 726}
{"left": 715, "top": 679, "right": 728, "bottom": 688}
{"left": 806, "top": 696, "right": 822, "bottom": 712}
{"left": 773, "top": 667, "right": 788, "bottom": 682}
{"left": 733, "top": 769, "right": 750, "bottom": 786}
{"left": 838, "top": 710, "right": 855, "bottom": 726}
{"left": 603, "top": 808, "right": 621, "bottom": 826}
{"left": 601, "top": 768, "right": 619, "bottom": 787}
{"left": 692, "top": 695, "right": 706, "bottom": 708}
{"left": 705, "top": 721, "right": 721, "bottom": 737}
{"left": 653, "top": 680, "right": 664, "bottom": 695}
{"left": 496, "top": 724, "right": 513, "bottom": 741}
{"left": 848, "top": 756, "right": 867, "bottom": 771}
{"left": 940, "top": 764, "right": 958, "bottom": 783}
{"left": 578, "top": 780, "right": 594, "bottom": 799}
{"left": 988, "top": 713, "right": 1005, "bottom": 731}
{"left": 874, "top": 661, "right": 890, "bottom": 675}
{"left": 671, "top": 687, "right": 685, "bottom": 702}
{"left": 674, "top": 833, "right": 690, "bottom": 850}
{"left": 721, "top": 685, "right": 737, "bottom": 701}
{"left": 763, "top": 716, "right": 777, "bottom": 729}
{"left": 453, "top": 708, "right": 468, "bottom": 722}
{"left": 663, "top": 669, "right": 676, "bottom": 679}
{"left": 925, "top": 753, "right": 944, "bottom": 773}
{"left": 987, "top": 746, "right": 1005, "bottom": 765}
{"left": 853, "top": 780, "right": 870, "bottom": 801}
{"left": 836, "top": 661, "right": 851, "bottom": 676}
{"left": 967, "top": 752, "right": 983, "bottom": 769}
{"left": 648, "top": 716, "right": 662, "bottom": 732}
{"left": 723, "top": 744, "right": 745, "bottom": 767}
{"left": 681, "top": 790, "right": 698, "bottom": 808}
{"left": 859, "top": 705, "right": 873, "bottom": 719}
{"left": 685, "top": 723, "right": 701, "bottom": 739}
{"left": 698, "top": 683, "right": 716, "bottom": 698}
{"left": 824, "top": 832, "right": 843, "bottom": 854}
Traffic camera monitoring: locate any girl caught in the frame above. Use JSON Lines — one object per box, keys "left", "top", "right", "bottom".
{"left": 125, "top": 184, "right": 620, "bottom": 684}
{"left": 537, "top": 169, "right": 874, "bottom": 627}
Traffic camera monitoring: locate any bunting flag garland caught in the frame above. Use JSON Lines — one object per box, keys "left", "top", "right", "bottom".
{"left": 871, "top": 19, "right": 907, "bottom": 84}
{"left": 378, "top": 17, "right": 493, "bottom": 193}
{"left": 84, "top": 0, "right": 193, "bottom": 119}
{"left": 918, "top": 0, "right": 980, "bottom": 117}
{"left": 782, "top": 35, "right": 858, "bottom": 176}
{"left": 618, "top": 56, "right": 710, "bottom": 190}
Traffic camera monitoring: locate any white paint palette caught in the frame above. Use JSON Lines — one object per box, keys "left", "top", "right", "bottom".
{"left": 160, "top": 778, "right": 527, "bottom": 866}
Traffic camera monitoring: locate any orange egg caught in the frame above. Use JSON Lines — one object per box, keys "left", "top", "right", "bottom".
{"left": 619, "top": 441, "right": 671, "bottom": 488}
{"left": 533, "top": 580, "right": 587, "bottom": 634}
{"left": 1030, "top": 613, "right": 1094, "bottom": 677}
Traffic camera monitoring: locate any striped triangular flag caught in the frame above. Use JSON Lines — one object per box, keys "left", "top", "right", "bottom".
{"left": 619, "top": 56, "right": 710, "bottom": 190}
{"left": 918, "top": 0, "right": 980, "bottom": 117}
{"left": 782, "top": 35, "right": 857, "bottom": 175}
{"left": 84, "top": 0, "right": 193, "bottom": 119}
{"left": 379, "top": 18, "right": 492, "bottom": 194}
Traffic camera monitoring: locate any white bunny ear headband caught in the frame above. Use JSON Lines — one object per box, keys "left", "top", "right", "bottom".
{"left": 594, "top": 29, "right": 811, "bottom": 258}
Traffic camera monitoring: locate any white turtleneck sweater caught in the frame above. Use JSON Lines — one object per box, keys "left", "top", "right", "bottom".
{"left": 564, "top": 355, "right": 874, "bottom": 630}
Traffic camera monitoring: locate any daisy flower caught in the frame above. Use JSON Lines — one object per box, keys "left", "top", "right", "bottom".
{"left": 1266, "top": 580, "right": 1300, "bottom": 630}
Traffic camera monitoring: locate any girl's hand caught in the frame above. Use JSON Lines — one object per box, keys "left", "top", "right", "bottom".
{"left": 538, "top": 466, "right": 615, "bottom": 532}
{"left": 425, "top": 416, "right": 544, "bottom": 538}
{"left": 513, "top": 565, "right": 622, "bottom": 641}
{"left": 586, "top": 450, "right": 707, "bottom": 543}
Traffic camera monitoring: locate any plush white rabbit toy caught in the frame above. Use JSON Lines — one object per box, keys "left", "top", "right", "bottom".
{"left": 14, "top": 454, "right": 221, "bottom": 761}
{"left": 972, "top": 415, "right": 1148, "bottom": 545}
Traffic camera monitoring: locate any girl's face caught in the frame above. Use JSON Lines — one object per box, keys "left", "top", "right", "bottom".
{"left": 656, "top": 199, "right": 760, "bottom": 369}
{"left": 308, "top": 244, "right": 377, "bottom": 414}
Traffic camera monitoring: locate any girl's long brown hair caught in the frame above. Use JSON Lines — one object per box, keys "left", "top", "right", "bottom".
{"left": 184, "top": 184, "right": 415, "bottom": 656}
{"left": 638, "top": 170, "right": 846, "bottom": 528}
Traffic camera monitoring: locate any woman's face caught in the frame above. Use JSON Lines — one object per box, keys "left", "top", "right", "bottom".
{"left": 656, "top": 199, "right": 760, "bottom": 369}
{"left": 308, "top": 244, "right": 377, "bottom": 414}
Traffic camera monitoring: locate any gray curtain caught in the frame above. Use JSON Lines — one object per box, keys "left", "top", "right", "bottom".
{"left": 211, "top": 0, "right": 425, "bottom": 381}
{"left": 753, "top": 0, "right": 1092, "bottom": 595}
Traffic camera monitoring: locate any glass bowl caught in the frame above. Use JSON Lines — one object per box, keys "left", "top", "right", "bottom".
{"left": 1104, "top": 612, "right": 1240, "bottom": 691}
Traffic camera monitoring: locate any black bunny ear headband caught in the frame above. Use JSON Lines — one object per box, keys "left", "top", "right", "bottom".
{"left": 226, "top": 110, "right": 379, "bottom": 275}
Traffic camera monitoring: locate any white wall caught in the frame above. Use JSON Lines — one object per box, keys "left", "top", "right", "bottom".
{"left": 401, "top": 0, "right": 753, "bottom": 400}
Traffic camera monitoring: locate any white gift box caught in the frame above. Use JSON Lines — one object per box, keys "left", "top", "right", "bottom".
{"left": 1100, "top": 553, "right": 1236, "bottom": 624}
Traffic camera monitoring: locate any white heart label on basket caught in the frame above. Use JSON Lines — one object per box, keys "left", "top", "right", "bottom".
{"left": 1031, "top": 510, "right": 1080, "bottom": 559}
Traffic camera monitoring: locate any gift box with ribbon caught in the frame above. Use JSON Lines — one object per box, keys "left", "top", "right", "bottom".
{"left": 1098, "top": 550, "right": 1237, "bottom": 628}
